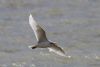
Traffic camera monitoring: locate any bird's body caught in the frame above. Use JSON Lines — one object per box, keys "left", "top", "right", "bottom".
{"left": 29, "top": 14, "right": 66, "bottom": 57}
{"left": 36, "top": 41, "right": 51, "bottom": 48}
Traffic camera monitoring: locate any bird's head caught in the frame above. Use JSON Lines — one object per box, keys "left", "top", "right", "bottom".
{"left": 50, "top": 42, "right": 55, "bottom": 44}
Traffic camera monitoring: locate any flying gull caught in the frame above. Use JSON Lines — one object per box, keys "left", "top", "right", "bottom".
{"left": 28, "top": 14, "right": 66, "bottom": 57}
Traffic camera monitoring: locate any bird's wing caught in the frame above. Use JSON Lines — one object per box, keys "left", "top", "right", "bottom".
{"left": 48, "top": 44, "right": 66, "bottom": 57}
{"left": 29, "top": 14, "right": 47, "bottom": 42}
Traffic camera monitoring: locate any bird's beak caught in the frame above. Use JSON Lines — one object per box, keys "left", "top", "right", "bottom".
{"left": 28, "top": 45, "right": 37, "bottom": 49}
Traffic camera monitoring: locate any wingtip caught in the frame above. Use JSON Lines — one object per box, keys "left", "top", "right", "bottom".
{"left": 29, "top": 14, "right": 33, "bottom": 19}
{"left": 29, "top": 13, "right": 34, "bottom": 25}
{"left": 29, "top": 13, "right": 36, "bottom": 22}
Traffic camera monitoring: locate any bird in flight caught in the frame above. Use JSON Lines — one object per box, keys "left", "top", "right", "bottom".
{"left": 28, "top": 14, "right": 66, "bottom": 57}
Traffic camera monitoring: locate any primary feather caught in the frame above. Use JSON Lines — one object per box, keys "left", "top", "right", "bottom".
{"left": 48, "top": 44, "right": 66, "bottom": 57}
{"left": 29, "top": 14, "right": 47, "bottom": 42}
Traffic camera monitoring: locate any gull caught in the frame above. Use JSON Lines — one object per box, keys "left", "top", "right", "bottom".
{"left": 28, "top": 14, "right": 66, "bottom": 57}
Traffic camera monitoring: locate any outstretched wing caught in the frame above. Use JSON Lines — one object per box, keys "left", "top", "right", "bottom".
{"left": 29, "top": 14, "right": 47, "bottom": 42}
{"left": 48, "top": 44, "right": 66, "bottom": 57}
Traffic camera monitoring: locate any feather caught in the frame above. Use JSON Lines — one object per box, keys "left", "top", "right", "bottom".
{"left": 29, "top": 14, "right": 47, "bottom": 42}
